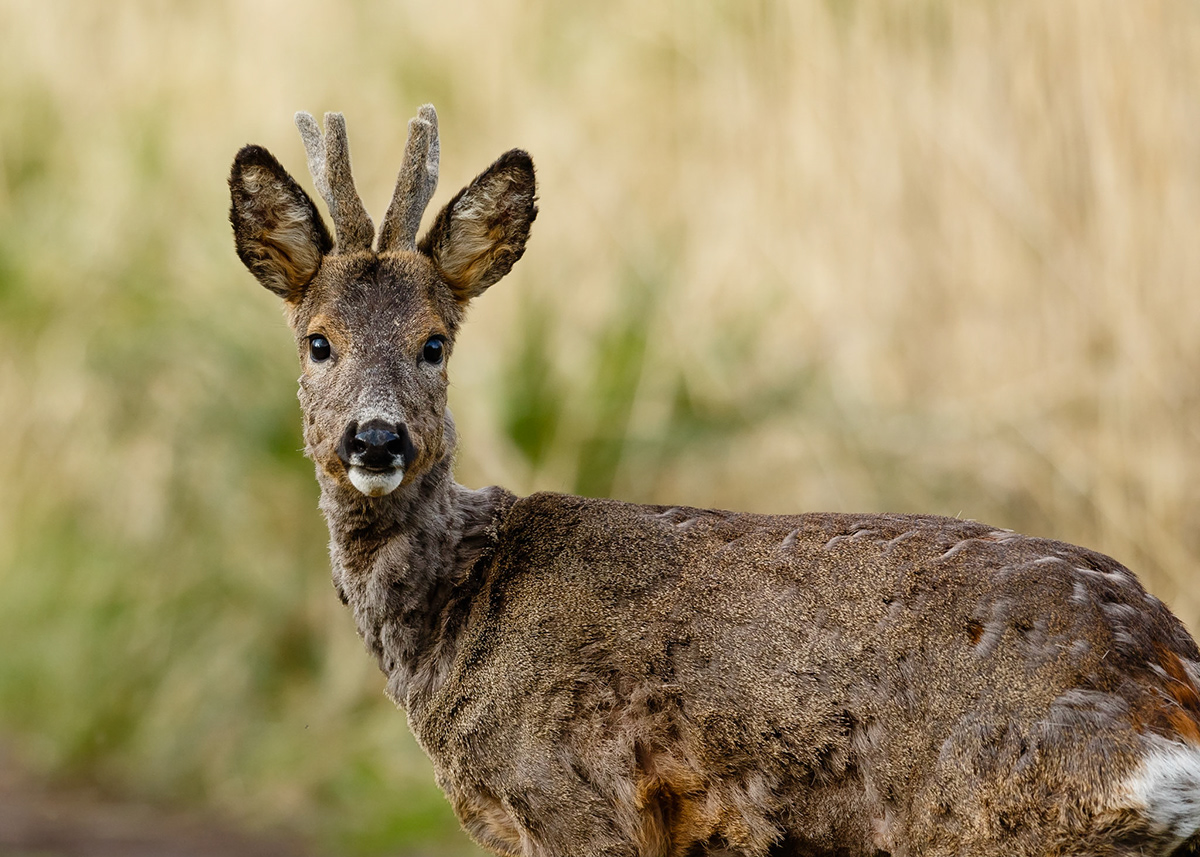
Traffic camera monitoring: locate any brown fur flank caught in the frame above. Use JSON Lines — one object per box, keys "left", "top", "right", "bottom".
{"left": 230, "top": 107, "right": 1200, "bottom": 857}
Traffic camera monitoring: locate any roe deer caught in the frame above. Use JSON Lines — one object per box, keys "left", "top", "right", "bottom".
{"left": 229, "top": 106, "right": 1200, "bottom": 857}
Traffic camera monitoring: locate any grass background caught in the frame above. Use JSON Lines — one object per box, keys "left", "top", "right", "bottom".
{"left": 2, "top": 1, "right": 1200, "bottom": 854}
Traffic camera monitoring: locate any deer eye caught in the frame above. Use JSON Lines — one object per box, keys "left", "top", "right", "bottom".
{"left": 422, "top": 335, "right": 446, "bottom": 365}
{"left": 308, "top": 334, "right": 332, "bottom": 362}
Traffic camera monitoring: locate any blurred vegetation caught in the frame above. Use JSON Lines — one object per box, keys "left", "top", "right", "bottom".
{"left": 2, "top": 1, "right": 1200, "bottom": 854}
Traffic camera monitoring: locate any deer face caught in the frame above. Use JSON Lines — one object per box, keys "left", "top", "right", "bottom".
{"left": 229, "top": 109, "right": 535, "bottom": 498}
{"left": 289, "top": 252, "right": 461, "bottom": 496}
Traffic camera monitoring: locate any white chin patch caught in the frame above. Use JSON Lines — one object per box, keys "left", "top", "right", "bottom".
{"left": 347, "top": 466, "right": 405, "bottom": 497}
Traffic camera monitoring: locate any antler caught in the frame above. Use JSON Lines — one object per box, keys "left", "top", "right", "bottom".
{"left": 294, "top": 112, "right": 375, "bottom": 254}
{"left": 377, "top": 104, "right": 440, "bottom": 253}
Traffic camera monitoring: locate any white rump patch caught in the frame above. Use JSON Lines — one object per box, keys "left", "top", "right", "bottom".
{"left": 347, "top": 466, "right": 405, "bottom": 497}
{"left": 1123, "top": 735, "right": 1200, "bottom": 848}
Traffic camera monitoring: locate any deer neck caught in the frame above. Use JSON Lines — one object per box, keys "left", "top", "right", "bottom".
{"left": 315, "top": 432, "right": 514, "bottom": 708}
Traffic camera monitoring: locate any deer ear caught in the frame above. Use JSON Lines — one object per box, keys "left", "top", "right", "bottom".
{"left": 229, "top": 144, "right": 333, "bottom": 302}
{"left": 419, "top": 149, "right": 536, "bottom": 303}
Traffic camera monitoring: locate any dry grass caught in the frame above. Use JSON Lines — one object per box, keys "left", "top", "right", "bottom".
{"left": 2, "top": 0, "right": 1199, "bottom": 853}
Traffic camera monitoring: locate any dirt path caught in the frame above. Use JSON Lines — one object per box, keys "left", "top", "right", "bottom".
{"left": 0, "top": 748, "right": 311, "bottom": 857}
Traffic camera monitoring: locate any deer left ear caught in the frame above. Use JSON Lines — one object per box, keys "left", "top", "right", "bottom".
{"left": 419, "top": 149, "right": 537, "bottom": 303}
{"left": 230, "top": 144, "right": 333, "bottom": 303}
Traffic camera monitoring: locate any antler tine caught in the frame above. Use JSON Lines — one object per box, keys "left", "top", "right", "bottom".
{"left": 295, "top": 111, "right": 332, "bottom": 211}
{"left": 293, "top": 112, "right": 375, "bottom": 253}
{"left": 377, "top": 104, "right": 440, "bottom": 253}
{"left": 322, "top": 113, "right": 375, "bottom": 252}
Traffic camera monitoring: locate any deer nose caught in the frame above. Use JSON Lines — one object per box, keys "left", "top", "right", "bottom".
{"left": 337, "top": 419, "right": 415, "bottom": 470}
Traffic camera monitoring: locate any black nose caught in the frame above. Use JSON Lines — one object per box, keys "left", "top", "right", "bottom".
{"left": 337, "top": 419, "right": 415, "bottom": 470}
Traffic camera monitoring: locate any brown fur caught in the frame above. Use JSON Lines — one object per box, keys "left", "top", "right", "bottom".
{"left": 230, "top": 108, "right": 1200, "bottom": 857}
{"left": 1133, "top": 645, "right": 1200, "bottom": 745}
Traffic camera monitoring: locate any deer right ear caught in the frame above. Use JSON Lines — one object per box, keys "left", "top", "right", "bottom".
{"left": 229, "top": 145, "right": 333, "bottom": 302}
{"left": 419, "top": 149, "right": 537, "bottom": 304}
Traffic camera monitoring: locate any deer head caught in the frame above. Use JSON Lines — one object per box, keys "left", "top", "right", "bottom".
{"left": 229, "top": 107, "right": 536, "bottom": 498}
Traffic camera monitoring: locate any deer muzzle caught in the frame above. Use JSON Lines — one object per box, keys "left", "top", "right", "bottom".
{"left": 337, "top": 418, "right": 416, "bottom": 497}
